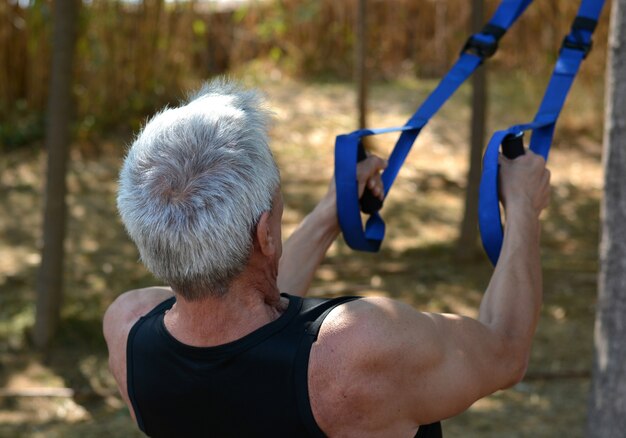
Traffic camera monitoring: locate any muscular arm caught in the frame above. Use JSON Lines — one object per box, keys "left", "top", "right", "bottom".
{"left": 277, "top": 187, "right": 340, "bottom": 296}
{"left": 310, "top": 152, "right": 550, "bottom": 435}
{"left": 278, "top": 156, "right": 386, "bottom": 297}
{"left": 478, "top": 153, "right": 549, "bottom": 351}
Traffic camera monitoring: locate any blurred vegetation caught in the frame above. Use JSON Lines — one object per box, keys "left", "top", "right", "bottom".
{"left": 0, "top": 0, "right": 610, "bottom": 436}
{"left": 0, "top": 0, "right": 610, "bottom": 150}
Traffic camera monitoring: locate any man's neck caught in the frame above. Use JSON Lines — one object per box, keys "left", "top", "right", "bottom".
{"left": 163, "top": 276, "right": 286, "bottom": 348}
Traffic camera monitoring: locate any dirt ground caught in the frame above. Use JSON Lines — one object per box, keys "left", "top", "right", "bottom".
{"left": 0, "top": 68, "right": 605, "bottom": 437}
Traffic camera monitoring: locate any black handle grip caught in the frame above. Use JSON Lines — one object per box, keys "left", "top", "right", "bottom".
{"left": 501, "top": 132, "right": 525, "bottom": 159}
{"left": 357, "top": 142, "right": 384, "bottom": 214}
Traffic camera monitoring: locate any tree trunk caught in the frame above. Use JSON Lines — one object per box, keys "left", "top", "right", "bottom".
{"left": 34, "top": 0, "right": 79, "bottom": 351}
{"left": 355, "top": 0, "right": 368, "bottom": 130}
{"left": 587, "top": 1, "right": 626, "bottom": 435}
{"left": 434, "top": 1, "right": 447, "bottom": 74}
{"left": 455, "top": 0, "right": 487, "bottom": 260}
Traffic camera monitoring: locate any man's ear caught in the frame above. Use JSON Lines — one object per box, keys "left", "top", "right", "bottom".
{"left": 255, "top": 211, "right": 276, "bottom": 257}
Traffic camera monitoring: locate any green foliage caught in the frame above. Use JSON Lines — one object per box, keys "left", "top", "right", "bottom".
{"left": 256, "top": 10, "right": 287, "bottom": 40}
{"left": 233, "top": 5, "right": 248, "bottom": 23}
{"left": 192, "top": 18, "right": 206, "bottom": 36}
{"left": 0, "top": 101, "right": 44, "bottom": 151}
{"left": 295, "top": 2, "right": 320, "bottom": 23}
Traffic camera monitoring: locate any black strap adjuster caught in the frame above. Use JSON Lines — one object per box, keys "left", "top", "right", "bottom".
{"left": 461, "top": 24, "right": 506, "bottom": 60}
{"left": 561, "top": 16, "right": 597, "bottom": 59}
{"left": 462, "top": 35, "right": 498, "bottom": 59}
{"left": 561, "top": 37, "right": 593, "bottom": 59}
{"left": 561, "top": 35, "right": 593, "bottom": 59}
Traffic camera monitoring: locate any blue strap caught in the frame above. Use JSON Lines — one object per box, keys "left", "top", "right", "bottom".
{"left": 478, "top": 0, "right": 606, "bottom": 266}
{"left": 335, "top": 0, "right": 534, "bottom": 252}
{"left": 490, "top": 0, "right": 534, "bottom": 28}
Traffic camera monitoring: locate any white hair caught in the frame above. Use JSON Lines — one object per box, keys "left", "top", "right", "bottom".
{"left": 117, "top": 78, "right": 280, "bottom": 300}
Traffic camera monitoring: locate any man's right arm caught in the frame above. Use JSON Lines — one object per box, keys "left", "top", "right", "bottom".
{"left": 103, "top": 287, "right": 175, "bottom": 421}
{"left": 310, "top": 152, "right": 550, "bottom": 434}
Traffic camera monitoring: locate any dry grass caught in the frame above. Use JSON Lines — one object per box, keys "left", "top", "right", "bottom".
{"left": 1, "top": 0, "right": 610, "bottom": 150}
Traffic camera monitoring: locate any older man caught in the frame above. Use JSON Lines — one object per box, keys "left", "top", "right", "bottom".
{"left": 104, "top": 78, "right": 550, "bottom": 437}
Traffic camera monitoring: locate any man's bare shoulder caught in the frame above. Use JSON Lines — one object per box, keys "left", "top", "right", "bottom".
{"left": 103, "top": 286, "right": 175, "bottom": 419}
{"left": 309, "top": 295, "right": 524, "bottom": 436}
{"left": 308, "top": 297, "right": 442, "bottom": 437}
{"left": 316, "top": 297, "right": 442, "bottom": 363}
{"left": 103, "top": 287, "right": 174, "bottom": 340}
{"left": 103, "top": 286, "right": 175, "bottom": 363}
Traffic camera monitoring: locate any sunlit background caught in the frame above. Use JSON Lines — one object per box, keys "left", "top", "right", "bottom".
{"left": 0, "top": 0, "right": 612, "bottom": 436}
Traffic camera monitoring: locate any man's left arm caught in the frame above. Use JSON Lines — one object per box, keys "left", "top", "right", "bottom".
{"left": 277, "top": 185, "right": 340, "bottom": 296}
{"left": 103, "top": 287, "right": 175, "bottom": 421}
{"left": 278, "top": 156, "right": 386, "bottom": 296}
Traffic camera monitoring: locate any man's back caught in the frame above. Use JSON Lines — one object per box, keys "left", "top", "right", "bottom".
{"left": 105, "top": 285, "right": 527, "bottom": 437}
{"left": 124, "top": 294, "right": 361, "bottom": 437}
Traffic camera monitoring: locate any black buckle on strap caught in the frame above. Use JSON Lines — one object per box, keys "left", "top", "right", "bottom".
{"left": 561, "top": 35, "right": 593, "bottom": 59}
{"left": 561, "top": 16, "right": 597, "bottom": 59}
{"left": 572, "top": 16, "right": 598, "bottom": 33}
{"left": 461, "top": 24, "right": 506, "bottom": 60}
{"left": 462, "top": 36, "right": 498, "bottom": 59}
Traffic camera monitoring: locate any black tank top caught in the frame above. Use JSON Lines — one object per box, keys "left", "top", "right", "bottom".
{"left": 127, "top": 293, "right": 442, "bottom": 438}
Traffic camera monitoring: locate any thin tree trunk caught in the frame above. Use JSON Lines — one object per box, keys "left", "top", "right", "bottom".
{"left": 587, "top": 1, "right": 626, "bottom": 435}
{"left": 356, "top": 0, "right": 367, "bottom": 130}
{"left": 455, "top": 0, "right": 487, "bottom": 259}
{"left": 434, "top": 1, "right": 447, "bottom": 73}
{"left": 34, "top": 0, "right": 79, "bottom": 351}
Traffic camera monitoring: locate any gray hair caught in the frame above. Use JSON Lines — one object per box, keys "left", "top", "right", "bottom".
{"left": 117, "top": 78, "right": 280, "bottom": 300}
